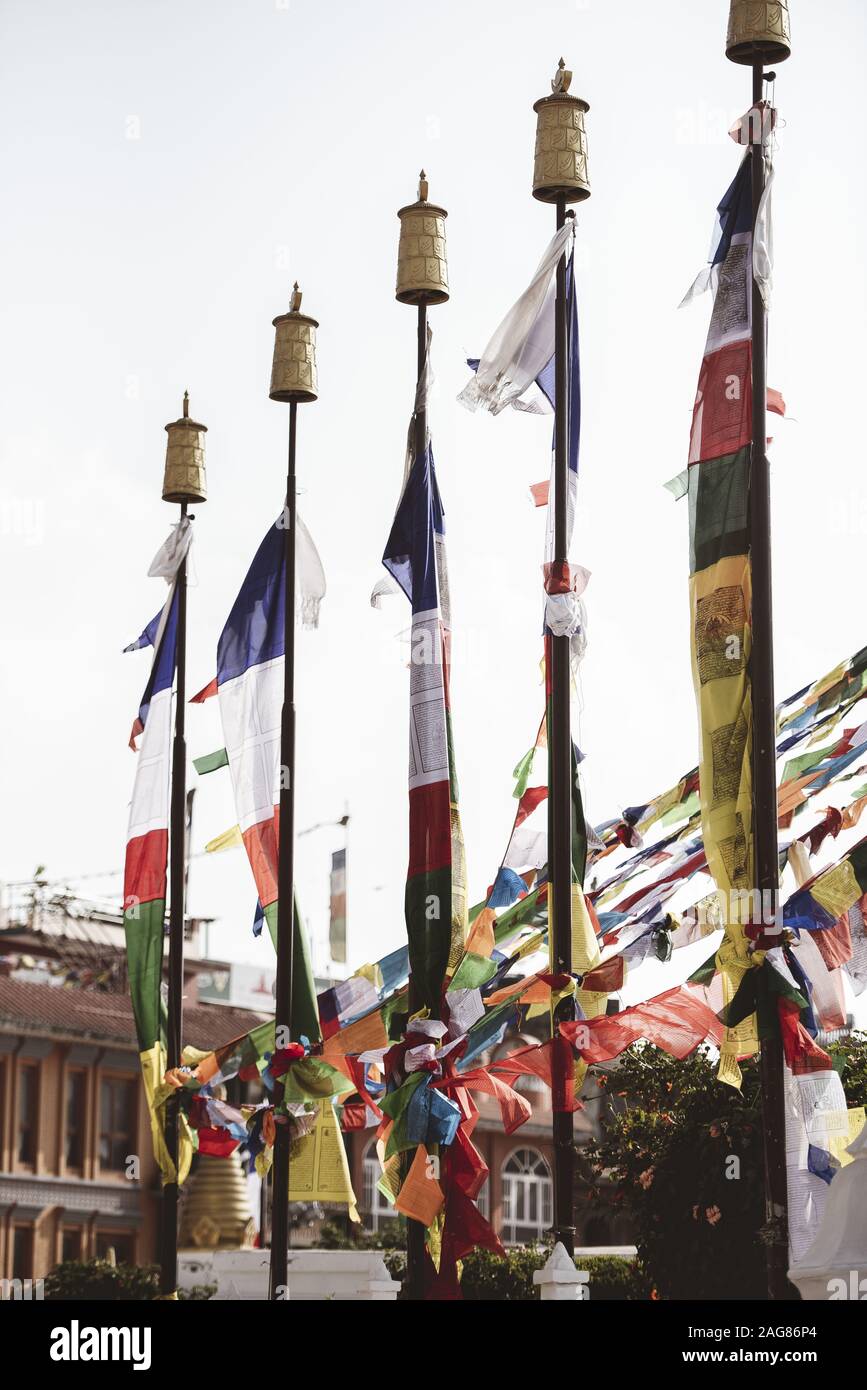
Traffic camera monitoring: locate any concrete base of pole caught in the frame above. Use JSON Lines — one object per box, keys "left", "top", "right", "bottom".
{"left": 533, "top": 1242, "right": 589, "bottom": 1301}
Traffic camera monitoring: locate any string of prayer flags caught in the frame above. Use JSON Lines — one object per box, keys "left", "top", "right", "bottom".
{"left": 560, "top": 984, "right": 725, "bottom": 1063}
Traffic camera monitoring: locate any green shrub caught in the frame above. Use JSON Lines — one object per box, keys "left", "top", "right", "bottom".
{"left": 318, "top": 1224, "right": 648, "bottom": 1300}
{"left": 318, "top": 1218, "right": 406, "bottom": 1252}
{"left": 581, "top": 1255, "right": 653, "bottom": 1301}
{"left": 43, "top": 1259, "right": 216, "bottom": 1301}
{"left": 43, "top": 1260, "right": 160, "bottom": 1301}
{"left": 378, "top": 1245, "right": 648, "bottom": 1301}
{"left": 456, "top": 1247, "right": 649, "bottom": 1301}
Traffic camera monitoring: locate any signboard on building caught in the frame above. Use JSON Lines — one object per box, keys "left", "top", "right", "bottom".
{"left": 329, "top": 848, "right": 347, "bottom": 964}
{"left": 197, "top": 962, "right": 276, "bottom": 1012}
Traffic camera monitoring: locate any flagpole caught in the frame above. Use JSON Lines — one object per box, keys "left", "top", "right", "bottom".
{"left": 751, "top": 61, "right": 789, "bottom": 1297}
{"left": 160, "top": 390, "right": 207, "bottom": 1297}
{"left": 725, "top": 0, "right": 792, "bottom": 1300}
{"left": 550, "top": 194, "right": 576, "bottom": 1255}
{"left": 532, "top": 59, "right": 591, "bottom": 1258}
{"left": 395, "top": 170, "right": 449, "bottom": 1301}
{"left": 268, "top": 283, "right": 319, "bottom": 1300}
{"left": 402, "top": 298, "right": 429, "bottom": 1302}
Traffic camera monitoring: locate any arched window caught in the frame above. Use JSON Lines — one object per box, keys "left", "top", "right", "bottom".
{"left": 361, "top": 1140, "right": 398, "bottom": 1233}
{"left": 476, "top": 1177, "right": 490, "bottom": 1221}
{"left": 501, "top": 1147, "right": 552, "bottom": 1245}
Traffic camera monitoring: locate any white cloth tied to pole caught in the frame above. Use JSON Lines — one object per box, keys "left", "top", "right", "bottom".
{"left": 140, "top": 517, "right": 193, "bottom": 674}
{"left": 147, "top": 515, "right": 193, "bottom": 581}
{"left": 544, "top": 588, "right": 589, "bottom": 646}
{"left": 754, "top": 159, "right": 774, "bottom": 312}
{"left": 296, "top": 512, "right": 326, "bottom": 629}
{"left": 458, "top": 222, "right": 575, "bottom": 415}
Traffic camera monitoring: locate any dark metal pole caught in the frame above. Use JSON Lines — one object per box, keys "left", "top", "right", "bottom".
{"left": 550, "top": 195, "right": 575, "bottom": 1256}
{"left": 269, "top": 402, "right": 298, "bottom": 1300}
{"left": 259, "top": 1168, "right": 268, "bottom": 1248}
{"left": 161, "top": 498, "right": 188, "bottom": 1297}
{"left": 749, "top": 63, "right": 789, "bottom": 1301}
{"left": 404, "top": 301, "right": 428, "bottom": 1301}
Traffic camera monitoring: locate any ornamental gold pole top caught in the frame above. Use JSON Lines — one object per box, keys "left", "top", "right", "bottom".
{"left": 163, "top": 390, "right": 207, "bottom": 504}
{"left": 551, "top": 57, "right": 572, "bottom": 94}
{"left": 532, "top": 57, "right": 591, "bottom": 204}
{"left": 726, "top": 0, "right": 791, "bottom": 65}
{"left": 396, "top": 170, "right": 449, "bottom": 306}
{"left": 270, "top": 281, "right": 319, "bottom": 403}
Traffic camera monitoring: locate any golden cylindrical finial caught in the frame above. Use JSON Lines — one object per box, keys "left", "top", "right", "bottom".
{"left": 396, "top": 171, "right": 449, "bottom": 306}
{"left": 270, "top": 282, "right": 319, "bottom": 403}
{"left": 162, "top": 391, "right": 207, "bottom": 504}
{"left": 532, "top": 59, "right": 591, "bottom": 204}
{"left": 726, "top": 1, "right": 791, "bottom": 65}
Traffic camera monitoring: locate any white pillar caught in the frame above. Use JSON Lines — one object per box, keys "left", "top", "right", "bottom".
{"left": 533, "top": 1242, "right": 589, "bottom": 1301}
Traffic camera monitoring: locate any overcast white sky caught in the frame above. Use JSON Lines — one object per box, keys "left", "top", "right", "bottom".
{"left": 1, "top": 0, "right": 865, "bottom": 987}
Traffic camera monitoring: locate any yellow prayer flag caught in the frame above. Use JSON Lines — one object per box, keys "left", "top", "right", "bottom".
{"left": 204, "top": 824, "right": 244, "bottom": 854}
{"left": 828, "top": 1108, "right": 866, "bottom": 1167}
{"left": 140, "top": 1043, "right": 194, "bottom": 1186}
{"left": 570, "top": 884, "right": 601, "bottom": 974}
{"left": 811, "top": 860, "right": 862, "bottom": 920}
{"left": 288, "top": 1098, "right": 359, "bottom": 1221}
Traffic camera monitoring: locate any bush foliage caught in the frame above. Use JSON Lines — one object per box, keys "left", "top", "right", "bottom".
{"left": 43, "top": 1259, "right": 215, "bottom": 1301}
{"left": 318, "top": 1223, "right": 648, "bottom": 1301}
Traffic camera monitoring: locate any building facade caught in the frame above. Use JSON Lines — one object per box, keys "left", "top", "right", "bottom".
{"left": 0, "top": 893, "right": 266, "bottom": 1285}
{"left": 1, "top": 888, "right": 632, "bottom": 1277}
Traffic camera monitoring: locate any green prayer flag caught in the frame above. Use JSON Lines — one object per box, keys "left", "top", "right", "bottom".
{"left": 193, "top": 747, "right": 229, "bottom": 775}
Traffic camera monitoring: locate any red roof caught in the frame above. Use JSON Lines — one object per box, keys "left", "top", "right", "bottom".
{"left": 0, "top": 977, "right": 266, "bottom": 1051}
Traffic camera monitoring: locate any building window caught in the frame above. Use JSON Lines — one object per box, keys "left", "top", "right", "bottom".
{"left": 61, "top": 1228, "right": 84, "bottom": 1264}
{"left": 65, "top": 1069, "right": 87, "bottom": 1169}
{"left": 12, "top": 1226, "right": 33, "bottom": 1282}
{"left": 361, "top": 1142, "right": 398, "bottom": 1233}
{"left": 95, "top": 1231, "right": 135, "bottom": 1265}
{"left": 99, "top": 1076, "right": 136, "bottom": 1173}
{"left": 17, "top": 1063, "right": 39, "bottom": 1166}
{"left": 501, "top": 1147, "right": 552, "bottom": 1245}
{"left": 476, "top": 1178, "right": 490, "bottom": 1220}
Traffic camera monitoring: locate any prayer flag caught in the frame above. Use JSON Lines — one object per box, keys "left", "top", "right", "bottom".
{"left": 382, "top": 390, "right": 467, "bottom": 1011}
{"left": 213, "top": 515, "right": 324, "bottom": 1041}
